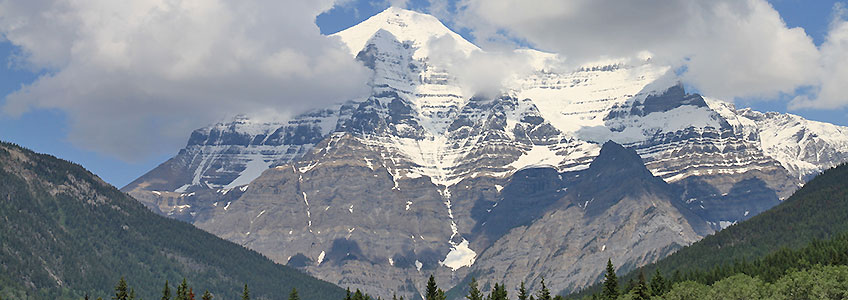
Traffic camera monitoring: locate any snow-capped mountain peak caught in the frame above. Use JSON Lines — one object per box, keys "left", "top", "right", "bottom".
{"left": 332, "top": 7, "right": 479, "bottom": 58}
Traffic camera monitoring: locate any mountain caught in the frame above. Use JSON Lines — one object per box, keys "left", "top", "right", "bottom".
{"left": 122, "top": 7, "right": 848, "bottom": 299}
{"left": 0, "top": 141, "right": 345, "bottom": 300}
{"left": 569, "top": 162, "right": 848, "bottom": 298}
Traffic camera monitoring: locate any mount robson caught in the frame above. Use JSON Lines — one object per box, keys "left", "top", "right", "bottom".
{"left": 118, "top": 7, "right": 848, "bottom": 300}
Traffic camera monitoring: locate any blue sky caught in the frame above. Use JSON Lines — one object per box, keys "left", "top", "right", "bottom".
{"left": 0, "top": 0, "right": 846, "bottom": 187}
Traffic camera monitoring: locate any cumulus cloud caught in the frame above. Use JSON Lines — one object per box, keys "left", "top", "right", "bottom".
{"left": 450, "top": 0, "right": 821, "bottom": 101}
{"left": 0, "top": 0, "right": 370, "bottom": 160}
{"left": 791, "top": 4, "right": 848, "bottom": 109}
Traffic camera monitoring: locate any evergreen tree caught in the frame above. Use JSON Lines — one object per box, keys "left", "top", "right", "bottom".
{"left": 242, "top": 284, "right": 250, "bottom": 300}
{"left": 633, "top": 272, "right": 650, "bottom": 300}
{"left": 113, "top": 277, "right": 129, "bottom": 300}
{"left": 162, "top": 280, "right": 172, "bottom": 300}
{"left": 536, "top": 278, "right": 551, "bottom": 300}
{"left": 353, "top": 289, "right": 365, "bottom": 300}
{"left": 426, "top": 275, "right": 439, "bottom": 300}
{"left": 466, "top": 277, "right": 483, "bottom": 300}
{"left": 345, "top": 288, "right": 352, "bottom": 300}
{"left": 201, "top": 290, "right": 213, "bottom": 300}
{"left": 176, "top": 278, "right": 189, "bottom": 300}
{"left": 602, "top": 259, "right": 619, "bottom": 300}
{"left": 488, "top": 283, "right": 507, "bottom": 300}
{"left": 289, "top": 288, "right": 300, "bottom": 300}
{"left": 392, "top": 293, "right": 397, "bottom": 300}
{"left": 650, "top": 269, "right": 667, "bottom": 296}
{"left": 436, "top": 289, "right": 446, "bottom": 300}
{"left": 129, "top": 288, "right": 136, "bottom": 300}
{"left": 517, "top": 281, "right": 528, "bottom": 300}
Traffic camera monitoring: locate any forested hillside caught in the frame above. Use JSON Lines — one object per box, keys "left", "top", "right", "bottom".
{"left": 0, "top": 141, "right": 345, "bottom": 300}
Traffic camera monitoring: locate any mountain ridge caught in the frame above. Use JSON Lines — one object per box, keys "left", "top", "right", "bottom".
{"left": 121, "top": 7, "right": 848, "bottom": 300}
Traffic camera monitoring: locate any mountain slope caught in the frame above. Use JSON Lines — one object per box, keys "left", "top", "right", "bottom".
{"left": 0, "top": 141, "right": 345, "bottom": 300}
{"left": 452, "top": 141, "right": 710, "bottom": 297}
{"left": 570, "top": 162, "right": 848, "bottom": 298}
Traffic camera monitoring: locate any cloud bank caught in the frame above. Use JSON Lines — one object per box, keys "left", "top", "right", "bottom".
{"left": 447, "top": 0, "right": 848, "bottom": 108}
{"left": 0, "top": 0, "right": 370, "bottom": 160}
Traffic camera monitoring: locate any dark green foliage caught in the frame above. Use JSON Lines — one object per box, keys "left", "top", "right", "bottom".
{"left": 602, "top": 260, "right": 619, "bottom": 300}
{"left": 201, "top": 290, "right": 212, "bottom": 300}
{"left": 161, "top": 281, "right": 171, "bottom": 300}
{"left": 0, "top": 141, "right": 344, "bottom": 300}
{"left": 465, "top": 277, "right": 482, "bottom": 300}
{"left": 351, "top": 289, "right": 375, "bottom": 300}
{"left": 536, "top": 277, "right": 551, "bottom": 300}
{"left": 649, "top": 269, "right": 667, "bottom": 296}
{"left": 425, "top": 275, "right": 443, "bottom": 300}
{"left": 631, "top": 273, "right": 649, "bottom": 300}
{"left": 652, "top": 163, "right": 848, "bottom": 275}
{"left": 517, "top": 281, "right": 528, "bottom": 300}
{"left": 176, "top": 279, "right": 188, "bottom": 300}
{"left": 289, "top": 288, "right": 300, "bottom": 300}
{"left": 487, "top": 283, "right": 507, "bottom": 300}
{"left": 242, "top": 284, "right": 249, "bottom": 300}
{"left": 113, "top": 278, "right": 129, "bottom": 300}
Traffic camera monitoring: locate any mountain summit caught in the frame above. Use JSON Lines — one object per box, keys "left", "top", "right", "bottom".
{"left": 123, "top": 7, "right": 848, "bottom": 300}
{"left": 332, "top": 7, "right": 479, "bottom": 57}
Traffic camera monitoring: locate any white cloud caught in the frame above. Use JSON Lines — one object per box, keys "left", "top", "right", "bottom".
{"left": 0, "top": 0, "right": 370, "bottom": 160}
{"left": 425, "top": 34, "right": 543, "bottom": 98}
{"left": 451, "top": 0, "right": 820, "bottom": 101}
{"left": 791, "top": 4, "right": 848, "bottom": 109}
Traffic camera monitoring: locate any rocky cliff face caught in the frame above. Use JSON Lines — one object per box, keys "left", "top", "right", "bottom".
{"left": 123, "top": 7, "right": 848, "bottom": 300}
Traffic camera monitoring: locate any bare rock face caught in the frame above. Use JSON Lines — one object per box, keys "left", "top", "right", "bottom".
{"left": 461, "top": 142, "right": 710, "bottom": 296}
{"left": 122, "top": 7, "right": 848, "bottom": 300}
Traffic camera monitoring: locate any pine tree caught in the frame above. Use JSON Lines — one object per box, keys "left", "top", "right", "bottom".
{"left": 289, "top": 288, "right": 300, "bottom": 300}
{"left": 650, "top": 269, "right": 667, "bottom": 296}
{"left": 162, "top": 280, "right": 172, "bottom": 300}
{"left": 129, "top": 288, "right": 136, "bottom": 300}
{"left": 489, "top": 283, "right": 507, "bottom": 300}
{"left": 201, "top": 290, "right": 213, "bottom": 300}
{"left": 426, "top": 275, "right": 439, "bottom": 300}
{"left": 466, "top": 277, "right": 483, "bottom": 300}
{"left": 345, "top": 288, "right": 352, "bottom": 300}
{"left": 353, "top": 289, "right": 365, "bottom": 300}
{"left": 517, "top": 281, "right": 528, "bottom": 300}
{"left": 242, "top": 284, "right": 250, "bottom": 300}
{"left": 633, "top": 272, "right": 650, "bottom": 300}
{"left": 113, "top": 277, "right": 129, "bottom": 300}
{"left": 436, "top": 289, "right": 446, "bottom": 300}
{"left": 177, "top": 278, "right": 189, "bottom": 300}
{"left": 536, "top": 277, "right": 551, "bottom": 300}
{"left": 602, "top": 259, "right": 619, "bottom": 300}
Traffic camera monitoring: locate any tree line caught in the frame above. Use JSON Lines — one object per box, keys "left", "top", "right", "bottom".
{"left": 79, "top": 278, "right": 299, "bottom": 300}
